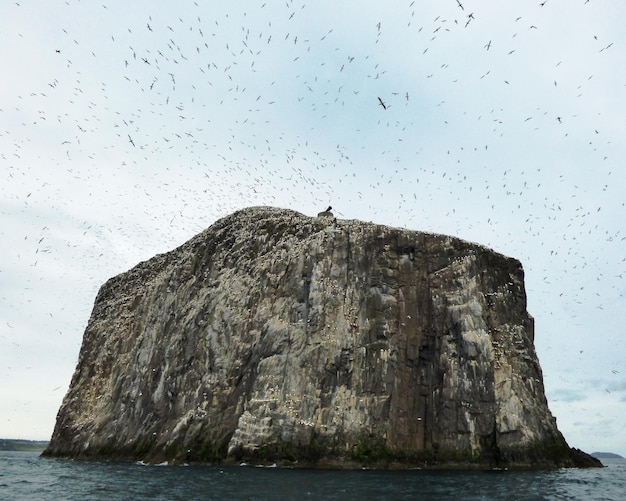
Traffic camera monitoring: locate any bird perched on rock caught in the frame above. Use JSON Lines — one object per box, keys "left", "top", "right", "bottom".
{"left": 317, "top": 206, "right": 334, "bottom": 217}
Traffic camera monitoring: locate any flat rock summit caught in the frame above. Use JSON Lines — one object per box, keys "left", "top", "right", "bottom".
{"left": 44, "top": 207, "right": 600, "bottom": 468}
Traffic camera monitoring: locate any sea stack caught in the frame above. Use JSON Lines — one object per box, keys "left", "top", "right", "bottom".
{"left": 43, "top": 207, "right": 600, "bottom": 468}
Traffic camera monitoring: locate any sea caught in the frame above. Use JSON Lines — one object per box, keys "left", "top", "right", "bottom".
{"left": 1, "top": 451, "right": 624, "bottom": 500}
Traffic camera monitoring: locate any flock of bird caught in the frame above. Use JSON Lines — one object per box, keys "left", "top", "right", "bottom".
{"left": 1, "top": 0, "right": 624, "bottom": 449}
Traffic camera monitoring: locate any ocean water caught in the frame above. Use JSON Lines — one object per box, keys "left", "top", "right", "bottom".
{"left": 1, "top": 451, "right": 624, "bottom": 500}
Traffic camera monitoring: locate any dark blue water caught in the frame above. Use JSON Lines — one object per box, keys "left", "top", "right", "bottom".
{"left": 1, "top": 451, "right": 624, "bottom": 500}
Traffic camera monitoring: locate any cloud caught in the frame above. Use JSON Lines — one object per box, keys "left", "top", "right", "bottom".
{"left": 548, "top": 388, "right": 588, "bottom": 404}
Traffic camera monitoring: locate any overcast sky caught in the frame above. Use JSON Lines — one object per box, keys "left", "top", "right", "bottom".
{"left": 1, "top": 0, "right": 624, "bottom": 456}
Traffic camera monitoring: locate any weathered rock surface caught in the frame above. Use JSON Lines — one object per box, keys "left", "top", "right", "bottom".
{"left": 44, "top": 207, "right": 600, "bottom": 468}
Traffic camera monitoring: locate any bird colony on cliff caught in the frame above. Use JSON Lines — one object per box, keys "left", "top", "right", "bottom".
{"left": 1, "top": 0, "right": 625, "bottom": 456}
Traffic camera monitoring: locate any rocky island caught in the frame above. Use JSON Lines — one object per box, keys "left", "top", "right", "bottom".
{"left": 43, "top": 207, "right": 600, "bottom": 468}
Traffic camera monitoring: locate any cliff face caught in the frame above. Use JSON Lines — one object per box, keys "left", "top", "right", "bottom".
{"left": 43, "top": 207, "right": 599, "bottom": 468}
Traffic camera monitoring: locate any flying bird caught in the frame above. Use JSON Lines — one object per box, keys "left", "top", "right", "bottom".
{"left": 377, "top": 97, "right": 387, "bottom": 110}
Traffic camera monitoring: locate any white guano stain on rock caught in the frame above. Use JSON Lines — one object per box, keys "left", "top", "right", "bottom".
{"left": 43, "top": 206, "right": 594, "bottom": 468}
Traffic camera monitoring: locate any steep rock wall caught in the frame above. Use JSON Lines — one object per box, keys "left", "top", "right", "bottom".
{"left": 43, "top": 207, "right": 599, "bottom": 468}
